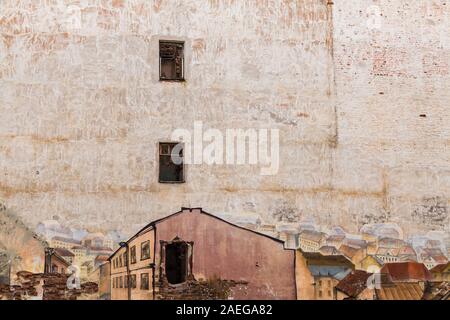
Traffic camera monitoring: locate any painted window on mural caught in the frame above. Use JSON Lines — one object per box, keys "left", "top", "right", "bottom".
{"left": 159, "top": 142, "right": 184, "bottom": 183}
{"left": 159, "top": 41, "right": 184, "bottom": 81}
{"left": 141, "top": 241, "right": 151, "bottom": 260}
{"left": 130, "top": 246, "right": 137, "bottom": 264}
{"left": 130, "top": 274, "right": 137, "bottom": 289}
{"left": 140, "top": 273, "right": 149, "bottom": 290}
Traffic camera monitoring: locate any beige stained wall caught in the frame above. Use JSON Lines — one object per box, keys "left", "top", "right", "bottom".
{"left": 295, "top": 250, "right": 315, "bottom": 300}
{"left": 0, "top": 0, "right": 448, "bottom": 239}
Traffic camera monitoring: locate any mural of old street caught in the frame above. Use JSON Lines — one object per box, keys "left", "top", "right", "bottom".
{"left": 0, "top": 0, "right": 449, "bottom": 301}
{"left": 0, "top": 204, "right": 449, "bottom": 300}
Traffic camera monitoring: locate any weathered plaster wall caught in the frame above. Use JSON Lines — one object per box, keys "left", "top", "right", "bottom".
{"left": 331, "top": 0, "right": 450, "bottom": 233}
{"left": 0, "top": 1, "right": 448, "bottom": 236}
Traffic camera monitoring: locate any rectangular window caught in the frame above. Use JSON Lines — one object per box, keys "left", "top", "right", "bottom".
{"left": 130, "top": 274, "right": 136, "bottom": 289}
{"left": 159, "top": 142, "right": 184, "bottom": 183}
{"left": 130, "top": 274, "right": 137, "bottom": 289}
{"left": 112, "top": 278, "right": 115, "bottom": 288}
{"left": 124, "top": 275, "right": 128, "bottom": 288}
{"left": 119, "top": 276, "right": 123, "bottom": 288}
{"left": 140, "top": 273, "right": 149, "bottom": 290}
{"left": 123, "top": 252, "right": 127, "bottom": 266}
{"left": 159, "top": 41, "right": 184, "bottom": 81}
{"left": 130, "top": 246, "right": 137, "bottom": 264}
{"left": 141, "top": 241, "right": 151, "bottom": 260}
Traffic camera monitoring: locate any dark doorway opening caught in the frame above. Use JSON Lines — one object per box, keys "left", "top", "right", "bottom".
{"left": 165, "top": 241, "right": 188, "bottom": 284}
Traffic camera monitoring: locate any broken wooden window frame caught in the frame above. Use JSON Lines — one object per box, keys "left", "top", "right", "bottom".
{"left": 158, "top": 142, "right": 185, "bottom": 184}
{"left": 159, "top": 40, "right": 185, "bottom": 81}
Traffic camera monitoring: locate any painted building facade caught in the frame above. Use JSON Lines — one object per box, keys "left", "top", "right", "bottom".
{"left": 109, "top": 208, "right": 297, "bottom": 300}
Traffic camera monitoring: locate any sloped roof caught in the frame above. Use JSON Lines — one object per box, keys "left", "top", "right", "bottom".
{"left": 302, "top": 251, "right": 354, "bottom": 266}
{"left": 319, "top": 246, "right": 341, "bottom": 256}
{"left": 326, "top": 234, "right": 346, "bottom": 242}
{"left": 335, "top": 270, "right": 372, "bottom": 298}
{"left": 54, "top": 248, "right": 75, "bottom": 257}
{"left": 109, "top": 208, "right": 289, "bottom": 261}
{"left": 361, "top": 255, "right": 384, "bottom": 266}
{"left": 420, "top": 248, "right": 448, "bottom": 264}
{"left": 430, "top": 262, "right": 450, "bottom": 273}
{"left": 51, "top": 236, "right": 81, "bottom": 245}
{"left": 380, "top": 262, "right": 432, "bottom": 282}
{"left": 376, "top": 247, "right": 400, "bottom": 256}
{"left": 378, "top": 237, "right": 406, "bottom": 248}
{"left": 299, "top": 230, "right": 325, "bottom": 242}
{"left": 339, "top": 244, "right": 361, "bottom": 259}
{"left": 344, "top": 238, "right": 367, "bottom": 249}
{"left": 376, "top": 282, "right": 424, "bottom": 300}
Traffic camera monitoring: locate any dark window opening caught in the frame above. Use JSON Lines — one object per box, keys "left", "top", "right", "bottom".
{"left": 159, "top": 142, "right": 184, "bottom": 183}
{"left": 159, "top": 41, "right": 184, "bottom": 81}
{"left": 165, "top": 242, "right": 188, "bottom": 285}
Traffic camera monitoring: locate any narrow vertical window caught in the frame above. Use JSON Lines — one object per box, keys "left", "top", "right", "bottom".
{"left": 140, "top": 273, "right": 149, "bottom": 290}
{"left": 130, "top": 246, "right": 137, "bottom": 264}
{"left": 131, "top": 275, "right": 137, "bottom": 289}
{"left": 159, "top": 142, "right": 184, "bottom": 183}
{"left": 141, "top": 241, "right": 151, "bottom": 260}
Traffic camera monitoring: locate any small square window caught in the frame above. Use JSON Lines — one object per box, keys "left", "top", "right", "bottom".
{"left": 140, "top": 273, "right": 149, "bottom": 290}
{"left": 141, "top": 241, "right": 151, "bottom": 260}
{"left": 130, "top": 246, "right": 137, "bottom": 264}
{"left": 159, "top": 41, "right": 184, "bottom": 81}
{"left": 159, "top": 142, "right": 184, "bottom": 183}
